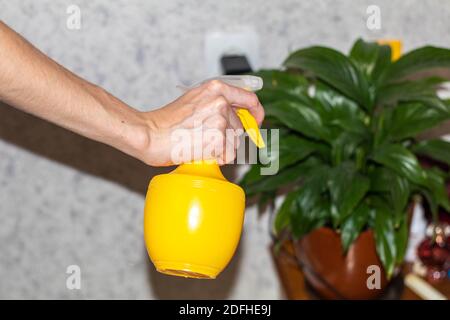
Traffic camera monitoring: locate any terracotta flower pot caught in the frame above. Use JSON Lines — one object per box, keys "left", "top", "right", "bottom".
{"left": 294, "top": 227, "right": 389, "bottom": 299}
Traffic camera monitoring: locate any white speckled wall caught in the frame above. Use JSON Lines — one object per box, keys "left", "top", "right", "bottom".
{"left": 0, "top": 0, "right": 449, "bottom": 299}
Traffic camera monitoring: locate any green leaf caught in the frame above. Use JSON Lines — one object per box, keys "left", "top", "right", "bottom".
{"left": 262, "top": 115, "right": 286, "bottom": 129}
{"left": 291, "top": 194, "right": 330, "bottom": 239}
{"left": 240, "top": 163, "right": 263, "bottom": 187}
{"left": 243, "top": 165, "right": 300, "bottom": 196}
{"left": 370, "top": 195, "right": 409, "bottom": 273}
{"left": 383, "top": 46, "right": 450, "bottom": 83}
{"left": 253, "top": 69, "right": 309, "bottom": 95}
{"left": 367, "top": 194, "right": 393, "bottom": 213}
{"left": 297, "top": 166, "right": 329, "bottom": 211}
{"left": 372, "top": 106, "right": 393, "bottom": 147}
{"left": 374, "top": 207, "right": 397, "bottom": 278}
{"left": 415, "top": 96, "right": 450, "bottom": 115}
{"left": 257, "top": 88, "right": 310, "bottom": 106}
{"left": 331, "top": 131, "right": 366, "bottom": 166}
{"left": 274, "top": 190, "right": 297, "bottom": 234}
{"left": 369, "top": 166, "right": 411, "bottom": 224}
{"left": 390, "top": 173, "right": 410, "bottom": 224}
{"left": 368, "top": 166, "right": 392, "bottom": 192}
{"left": 372, "top": 46, "right": 393, "bottom": 84}
{"left": 260, "top": 133, "right": 329, "bottom": 171}
{"left": 289, "top": 166, "right": 331, "bottom": 238}
{"left": 370, "top": 144, "right": 428, "bottom": 186}
{"left": 415, "top": 186, "right": 438, "bottom": 218}
{"left": 395, "top": 217, "right": 409, "bottom": 264}
{"left": 327, "top": 162, "right": 370, "bottom": 226}
{"left": 243, "top": 157, "right": 322, "bottom": 196}
{"left": 313, "top": 82, "right": 369, "bottom": 136}
{"left": 240, "top": 132, "right": 331, "bottom": 194}
{"left": 422, "top": 167, "right": 450, "bottom": 212}
{"left": 284, "top": 46, "right": 374, "bottom": 110}
{"left": 340, "top": 203, "right": 371, "bottom": 253}
{"left": 253, "top": 70, "right": 311, "bottom": 107}
{"left": 264, "top": 100, "right": 330, "bottom": 141}
{"left": 381, "top": 102, "right": 450, "bottom": 141}
{"left": 349, "top": 39, "right": 392, "bottom": 83}
{"left": 257, "top": 190, "right": 276, "bottom": 213}
{"left": 349, "top": 39, "right": 380, "bottom": 76}
{"left": 376, "top": 77, "right": 445, "bottom": 107}
{"left": 292, "top": 198, "right": 329, "bottom": 238}
{"left": 412, "top": 139, "right": 450, "bottom": 166}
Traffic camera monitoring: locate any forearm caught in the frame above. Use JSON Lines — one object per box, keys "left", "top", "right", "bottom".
{"left": 0, "top": 21, "right": 150, "bottom": 159}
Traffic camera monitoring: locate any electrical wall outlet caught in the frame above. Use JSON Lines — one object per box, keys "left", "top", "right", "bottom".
{"left": 204, "top": 28, "right": 260, "bottom": 77}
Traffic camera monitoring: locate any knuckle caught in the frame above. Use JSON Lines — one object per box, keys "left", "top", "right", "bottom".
{"left": 216, "top": 117, "right": 228, "bottom": 130}
{"left": 205, "top": 79, "right": 224, "bottom": 92}
{"left": 207, "top": 114, "right": 227, "bottom": 130}
{"left": 213, "top": 96, "right": 228, "bottom": 112}
{"left": 249, "top": 92, "right": 258, "bottom": 103}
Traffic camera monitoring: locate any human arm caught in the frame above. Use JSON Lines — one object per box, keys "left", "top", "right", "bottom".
{"left": 0, "top": 21, "right": 264, "bottom": 166}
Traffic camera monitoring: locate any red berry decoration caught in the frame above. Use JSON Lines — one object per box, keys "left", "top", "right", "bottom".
{"left": 417, "top": 223, "right": 450, "bottom": 282}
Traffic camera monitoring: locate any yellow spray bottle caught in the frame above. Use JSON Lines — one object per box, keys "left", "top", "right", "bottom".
{"left": 144, "top": 75, "right": 264, "bottom": 279}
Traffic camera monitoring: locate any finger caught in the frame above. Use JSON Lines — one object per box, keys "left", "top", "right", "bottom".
{"left": 225, "top": 112, "right": 242, "bottom": 156}
{"left": 203, "top": 113, "right": 228, "bottom": 132}
{"left": 202, "top": 80, "right": 265, "bottom": 125}
{"left": 227, "top": 107, "right": 244, "bottom": 132}
{"left": 219, "top": 128, "right": 236, "bottom": 165}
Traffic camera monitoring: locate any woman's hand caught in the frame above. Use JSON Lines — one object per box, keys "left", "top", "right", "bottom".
{"left": 135, "top": 80, "right": 265, "bottom": 166}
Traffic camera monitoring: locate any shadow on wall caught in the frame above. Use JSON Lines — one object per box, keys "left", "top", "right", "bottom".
{"left": 0, "top": 102, "right": 242, "bottom": 299}
{"left": 0, "top": 102, "right": 167, "bottom": 194}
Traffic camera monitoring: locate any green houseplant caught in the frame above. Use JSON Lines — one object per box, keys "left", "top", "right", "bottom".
{"left": 241, "top": 39, "right": 450, "bottom": 297}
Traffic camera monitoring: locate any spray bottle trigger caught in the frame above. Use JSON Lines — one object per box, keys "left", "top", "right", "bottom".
{"left": 235, "top": 108, "right": 265, "bottom": 148}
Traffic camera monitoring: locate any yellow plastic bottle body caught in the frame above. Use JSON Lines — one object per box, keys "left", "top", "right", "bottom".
{"left": 144, "top": 162, "right": 245, "bottom": 279}
{"left": 144, "top": 75, "right": 263, "bottom": 279}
